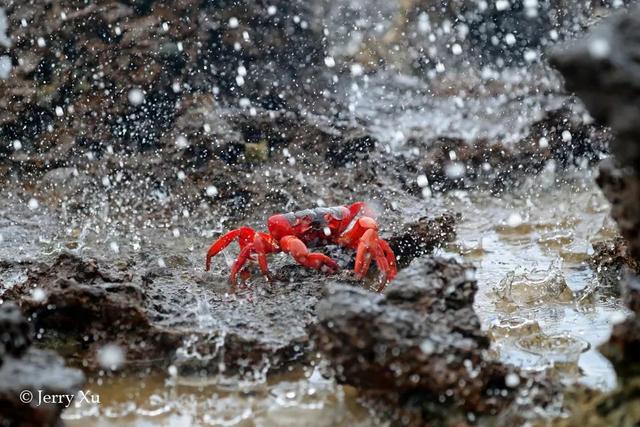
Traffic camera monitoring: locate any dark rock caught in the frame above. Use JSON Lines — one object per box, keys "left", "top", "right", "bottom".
{"left": 0, "top": 0, "right": 326, "bottom": 169}
{"left": 3, "top": 253, "right": 182, "bottom": 369}
{"left": 596, "top": 160, "right": 640, "bottom": 261}
{"left": 600, "top": 283, "right": 640, "bottom": 380}
{"left": 409, "top": 105, "right": 609, "bottom": 194}
{"left": 551, "top": 8, "right": 640, "bottom": 172}
{"left": 312, "top": 257, "right": 518, "bottom": 421}
{"left": 589, "top": 236, "right": 640, "bottom": 292}
{"left": 387, "top": 213, "right": 457, "bottom": 269}
{"left": 326, "top": 134, "right": 376, "bottom": 167}
{"left": 0, "top": 348, "right": 85, "bottom": 427}
{"left": 0, "top": 303, "right": 84, "bottom": 427}
{"left": 0, "top": 302, "right": 32, "bottom": 363}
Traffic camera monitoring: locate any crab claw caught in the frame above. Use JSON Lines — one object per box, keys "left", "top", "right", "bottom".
{"left": 354, "top": 228, "right": 397, "bottom": 291}
{"left": 279, "top": 236, "right": 340, "bottom": 274}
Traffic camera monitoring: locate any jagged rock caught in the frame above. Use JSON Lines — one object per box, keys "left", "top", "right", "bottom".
{"left": 596, "top": 160, "right": 640, "bottom": 261}
{"left": 0, "top": 0, "right": 326, "bottom": 168}
{"left": 551, "top": 8, "right": 640, "bottom": 172}
{"left": 3, "top": 253, "right": 182, "bottom": 369}
{"left": 312, "top": 257, "right": 519, "bottom": 422}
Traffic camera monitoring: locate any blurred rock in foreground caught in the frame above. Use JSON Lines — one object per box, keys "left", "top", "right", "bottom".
{"left": 312, "top": 257, "right": 556, "bottom": 425}
{"left": 0, "top": 302, "right": 85, "bottom": 427}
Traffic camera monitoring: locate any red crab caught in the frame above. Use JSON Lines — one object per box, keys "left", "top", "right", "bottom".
{"left": 205, "top": 202, "right": 397, "bottom": 290}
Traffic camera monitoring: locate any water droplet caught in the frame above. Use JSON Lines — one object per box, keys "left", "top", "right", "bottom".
{"left": 31, "top": 288, "right": 46, "bottom": 302}
{"left": 506, "top": 213, "right": 523, "bottom": 228}
{"left": 420, "top": 339, "right": 435, "bottom": 354}
{"left": 505, "top": 373, "right": 520, "bottom": 387}
{"left": 206, "top": 186, "right": 218, "bottom": 197}
{"left": 589, "top": 38, "right": 610, "bottom": 59}
{"left": 445, "top": 162, "right": 465, "bottom": 178}
{"left": 128, "top": 88, "right": 145, "bottom": 106}
{"left": 97, "top": 344, "right": 126, "bottom": 370}
{"left": 175, "top": 136, "right": 189, "bottom": 149}
{"left": 168, "top": 365, "right": 178, "bottom": 376}
{"left": 324, "top": 56, "right": 336, "bottom": 68}
{"left": 416, "top": 174, "right": 429, "bottom": 187}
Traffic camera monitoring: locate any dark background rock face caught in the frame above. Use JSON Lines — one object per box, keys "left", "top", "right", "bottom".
{"left": 551, "top": 8, "right": 640, "bottom": 171}
{"left": 551, "top": 6, "right": 640, "bottom": 423}
{"left": 551, "top": 7, "right": 640, "bottom": 260}
{"left": 0, "top": 0, "right": 326, "bottom": 166}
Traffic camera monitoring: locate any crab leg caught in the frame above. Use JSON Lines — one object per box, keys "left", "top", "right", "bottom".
{"left": 279, "top": 236, "right": 339, "bottom": 273}
{"left": 230, "top": 244, "right": 255, "bottom": 284}
{"left": 354, "top": 229, "right": 389, "bottom": 278}
{"left": 225, "top": 232, "right": 278, "bottom": 284}
{"left": 339, "top": 216, "right": 398, "bottom": 285}
{"left": 252, "top": 233, "right": 277, "bottom": 278}
{"left": 205, "top": 226, "right": 257, "bottom": 271}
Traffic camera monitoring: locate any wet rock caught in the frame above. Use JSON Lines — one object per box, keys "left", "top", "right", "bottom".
{"left": 551, "top": 8, "right": 640, "bottom": 172}
{"left": 0, "top": 348, "right": 85, "bottom": 427}
{"left": 386, "top": 212, "right": 457, "bottom": 269}
{"left": 312, "top": 257, "right": 519, "bottom": 421}
{"left": 599, "top": 285, "right": 640, "bottom": 380}
{"left": 409, "top": 105, "right": 609, "bottom": 194}
{"left": 589, "top": 237, "right": 640, "bottom": 292}
{"left": 556, "top": 379, "right": 640, "bottom": 427}
{"left": 0, "top": 303, "right": 84, "bottom": 427}
{"left": 0, "top": 302, "right": 32, "bottom": 363}
{"left": 0, "top": 0, "right": 326, "bottom": 172}
{"left": 3, "top": 253, "right": 182, "bottom": 369}
{"left": 596, "top": 161, "right": 640, "bottom": 262}
{"left": 2, "top": 212, "right": 455, "bottom": 377}
{"left": 325, "top": 134, "right": 376, "bottom": 168}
